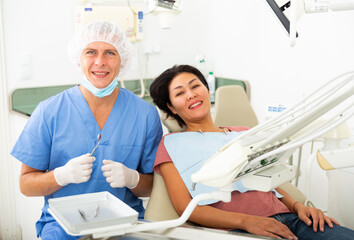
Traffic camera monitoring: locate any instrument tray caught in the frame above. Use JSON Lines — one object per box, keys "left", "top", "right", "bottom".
{"left": 48, "top": 191, "right": 138, "bottom": 236}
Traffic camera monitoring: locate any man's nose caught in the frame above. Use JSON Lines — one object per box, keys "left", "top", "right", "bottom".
{"left": 94, "top": 54, "right": 106, "bottom": 66}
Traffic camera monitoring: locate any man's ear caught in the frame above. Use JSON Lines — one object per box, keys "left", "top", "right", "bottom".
{"left": 167, "top": 103, "right": 177, "bottom": 115}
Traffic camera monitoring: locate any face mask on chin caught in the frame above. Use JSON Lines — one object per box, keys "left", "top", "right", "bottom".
{"left": 80, "top": 74, "right": 118, "bottom": 98}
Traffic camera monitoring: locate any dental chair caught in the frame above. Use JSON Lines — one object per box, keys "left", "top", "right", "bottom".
{"left": 213, "top": 85, "right": 259, "bottom": 128}
{"left": 145, "top": 84, "right": 307, "bottom": 221}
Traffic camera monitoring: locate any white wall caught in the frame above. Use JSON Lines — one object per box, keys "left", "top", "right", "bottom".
{"left": 205, "top": 0, "right": 354, "bottom": 210}
{"left": 204, "top": 0, "right": 354, "bottom": 117}
{"left": 2, "top": 0, "right": 354, "bottom": 239}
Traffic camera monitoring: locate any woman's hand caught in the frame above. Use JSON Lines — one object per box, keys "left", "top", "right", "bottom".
{"left": 294, "top": 202, "right": 340, "bottom": 232}
{"left": 243, "top": 215, "right": 297, "bottom": 240}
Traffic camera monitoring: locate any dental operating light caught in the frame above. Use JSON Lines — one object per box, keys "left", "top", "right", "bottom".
{"left": 266, "top": 0, "right": 354, "bottom": 46}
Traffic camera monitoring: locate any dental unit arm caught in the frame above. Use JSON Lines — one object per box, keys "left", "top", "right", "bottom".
{"left": 191, "top": 71, "right": 354, "bottom": 191}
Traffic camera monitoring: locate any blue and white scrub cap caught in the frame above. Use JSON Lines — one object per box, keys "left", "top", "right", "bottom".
{"left": 68, "top": 20, "right": 133, "bottom": 78}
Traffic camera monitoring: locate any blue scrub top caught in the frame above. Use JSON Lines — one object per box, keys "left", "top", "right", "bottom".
{"left": 11, "top": 86, "right": 162, "bottom": 236}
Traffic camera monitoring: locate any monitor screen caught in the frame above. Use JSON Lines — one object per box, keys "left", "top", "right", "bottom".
{"left": 265, "top": 0, "right": 298, "bottom": 37}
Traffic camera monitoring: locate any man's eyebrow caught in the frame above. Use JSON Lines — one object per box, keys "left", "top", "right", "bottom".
{"left": 82, "top": 48, "right": 118, "bottom": 52}
{"left": 83, "top": 48, "right": 94, "bottom": 51}
{"left": 105, "top": 49, "right": 118, "bottom": 52}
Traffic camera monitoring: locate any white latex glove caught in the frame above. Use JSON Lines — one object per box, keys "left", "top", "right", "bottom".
{"left": 101, "top": 160, "right": 140, "bottom": 189}
{"left": 54, "top": 153, "right": 96, "bottom": 186}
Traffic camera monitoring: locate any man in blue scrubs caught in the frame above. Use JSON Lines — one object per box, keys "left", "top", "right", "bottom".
{"left": 11, "top": 21, "right": 163, "bottom": 239}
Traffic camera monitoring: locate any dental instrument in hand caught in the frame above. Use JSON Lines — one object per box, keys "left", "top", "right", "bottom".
{"left": 90, "top": 133, "right": 101, "bottom": 156}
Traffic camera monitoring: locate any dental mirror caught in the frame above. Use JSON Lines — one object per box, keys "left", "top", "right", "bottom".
{"left": 90, "top": 133, "right": 101, "bottom": 156}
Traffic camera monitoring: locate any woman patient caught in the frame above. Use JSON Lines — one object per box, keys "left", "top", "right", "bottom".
{"left": 149, "top": 65, "right": 354, "bottom": 240}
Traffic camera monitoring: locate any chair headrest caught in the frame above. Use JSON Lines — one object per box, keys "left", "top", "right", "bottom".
{"left": 156, "top": 107, "right": 187, "bottom": 133}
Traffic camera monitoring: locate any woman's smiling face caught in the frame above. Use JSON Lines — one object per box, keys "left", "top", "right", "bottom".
{"left": 168, "top": 72, "right": 211, "bottom": 125}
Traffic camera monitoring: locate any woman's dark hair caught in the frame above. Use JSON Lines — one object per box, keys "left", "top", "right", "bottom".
{"left": 150, "top": 65, "right": 209, "bottom": 127}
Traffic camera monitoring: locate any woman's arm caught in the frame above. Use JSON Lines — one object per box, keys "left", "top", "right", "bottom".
{"left": 276, "top": 187, "right": 339, "bottom": 232}
{"left": 20, "top": 163, "right": 62, "bottom": 196}
{"left": 160, "top": 162, "right": 297, "bottom": 239}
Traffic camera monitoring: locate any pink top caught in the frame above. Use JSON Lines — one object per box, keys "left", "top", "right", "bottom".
{"left": 153, "top": 126, "right": 290, "bottom": 218}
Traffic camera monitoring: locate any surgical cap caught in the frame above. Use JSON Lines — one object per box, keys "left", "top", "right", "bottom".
{"left": 68, "top": 20, "right": 133, "bottom": 77}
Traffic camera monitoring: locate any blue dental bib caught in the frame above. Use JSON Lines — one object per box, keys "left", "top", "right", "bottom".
{"left": 164, "top": 131, "right": 249, "bottom": 205}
